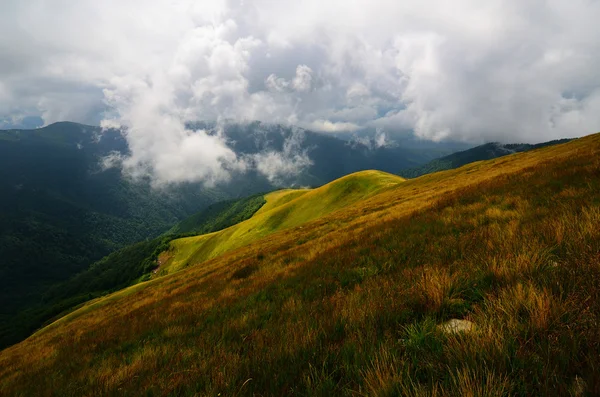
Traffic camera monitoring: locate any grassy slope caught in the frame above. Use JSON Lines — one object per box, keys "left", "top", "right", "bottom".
{"left": 400, "top": 138, "right": 572, "bottom": 178}
{"left": 24, "top": 194, "right": 272, "bottom": 343}
{"left": 159, "top": 170, "right": 403, "bottom": 275}
{"left": 2, "top": 136, "right": 600, "bottom": 395}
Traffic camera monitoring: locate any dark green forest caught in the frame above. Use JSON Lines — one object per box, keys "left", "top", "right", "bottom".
{"left": 0, "top": 123, "right": 232, "bottom": 347}
{"left": 39, "top": 192, "right": 268, "bottom": 329}
{"left": 170, "top": 194, "right": 266, "bottom": 235}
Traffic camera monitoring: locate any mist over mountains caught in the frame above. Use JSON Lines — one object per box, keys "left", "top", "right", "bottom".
{"left": 3, "top": 0, "right": 599, "bottom": 146}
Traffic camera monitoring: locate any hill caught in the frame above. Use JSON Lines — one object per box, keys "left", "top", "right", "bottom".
{"left": 0, "top": 121, "right": 456, "bottom": 349}
{"left": 400, "top": 139, "right": 571, "bottom": 178}
{"left": 23, "top": 193, "right": 271, "bottom": 338}
{"left": 169, "top": 193, "right": 267, "bottom": 236}
{"left": 2, "top": 134, "right": 599, "bottom": 395}
{"left": 159, "top": 170, "right": 404, "bottom": 275}
{"left": 30, "top": 171, "right": 401, "bottom": 336}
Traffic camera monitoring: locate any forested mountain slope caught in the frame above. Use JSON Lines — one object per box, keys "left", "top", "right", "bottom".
{"left": 0, "top": 122, "right": 231, "bottom": 348}
{"left": 18, "top": 194, "right": 271, "bottom": 346}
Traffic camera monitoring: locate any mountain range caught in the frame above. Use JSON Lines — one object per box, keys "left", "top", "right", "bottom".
{"left": 0, "top": 132, "right": 598, "bottom": 395}
{"left": 0, "top": 121, "right": 462, "bottom": 348}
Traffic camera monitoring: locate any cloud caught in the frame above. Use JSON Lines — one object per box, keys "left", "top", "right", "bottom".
{"left": 291, "top": 65, "right": 313, "bottom": 92}
{"left": 348, "top": 128, "right": 391, "bottom": 150}
{"left": 1, "top": 0, "right": 600, "bottom": 183}
{"left": 250, "top": 127, "right": 313, "bottom": 185}
{"left": 306, "top": 120, "right": 360, "bottom": 133}
{"left": 265, "top": 65, "right": 313, "bottom": 93}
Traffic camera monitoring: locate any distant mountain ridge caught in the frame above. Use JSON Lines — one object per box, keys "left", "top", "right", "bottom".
{"left": 399, "top": 139, "right": 572, "bottom": 178}
{"left": 190, "top": 121, "right": 457, "bottom": 186}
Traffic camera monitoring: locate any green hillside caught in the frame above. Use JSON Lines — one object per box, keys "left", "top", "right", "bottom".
{"left": 169, "top": 194, "right": 266, "bottom": 236}
{"left": 0, "top": 121, "right": 458, "bottom": 349}
{"left": 159, "top": 170, "right": 404, "bottom": 275}
{"left": 7, "top": 193, "right": 273, "bottom": 350}
{"left": 2, "top": 135, "right": 600, "bottom": 395}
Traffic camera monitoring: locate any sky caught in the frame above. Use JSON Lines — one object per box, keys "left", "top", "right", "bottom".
{"left": 1, "top": 0, "right": 600, "bottom": 184}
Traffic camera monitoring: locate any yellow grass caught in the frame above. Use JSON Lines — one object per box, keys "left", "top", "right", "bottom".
{"left": 159, "top": 170, "right": 404, "bottom": 275}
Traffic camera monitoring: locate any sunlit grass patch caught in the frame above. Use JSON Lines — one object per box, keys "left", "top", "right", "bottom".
{"left": 159, "top": 170, "right": 405, "bottom": 276}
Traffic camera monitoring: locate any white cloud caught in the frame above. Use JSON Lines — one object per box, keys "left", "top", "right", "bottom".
{"left": 100, "top": 151, "right": 124, "bottom": 171}
{"left": 374, "top": 128, "right": 388, "bottom": 148}
{"left": 265, "top": 74, "right": 289, "bottom": 93}
{"left": 1, "top": 0, "right": 600, "bottom": 183}
{"left": 291, "top": 65, "right": 313, "bottom": 92}
{"left": 251, "top": 127, "right": 312, "bottom": 185}
{"left": 266, "top": 65, "right": 313, "bottom": 93}
{"left": 306, "top": 120, "right": 361, "bottom": 133}
{"left": 348, "top": 127, "right": 390, "bottom": 150}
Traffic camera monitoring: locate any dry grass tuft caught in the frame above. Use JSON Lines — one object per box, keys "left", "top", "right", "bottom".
{"left": 451, "top": 367, "right": 510, "bottom": 397}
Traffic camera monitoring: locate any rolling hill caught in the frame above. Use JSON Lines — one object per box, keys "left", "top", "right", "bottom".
{"left": 159, "top": 170, "right": 404, "bottom": 275}
{"left": 0, "top": 121, "right": 457, "bottom": 349}
{"left": 5, "top": 171, "right": 401, "bottom": 351}
{"left": 3, "top": 133, "right": 600, "bottom": 395}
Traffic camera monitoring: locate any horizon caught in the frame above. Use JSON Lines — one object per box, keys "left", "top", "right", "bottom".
{"left": 1, "top": 1, "right": 599, "bottom": 185}
{"left": 1, "top": 118, "right": 579, "bottom": 145}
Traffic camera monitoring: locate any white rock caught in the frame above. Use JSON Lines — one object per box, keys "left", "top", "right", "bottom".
{"left": 438, "top": 319, "right": 475, "bottom": 334}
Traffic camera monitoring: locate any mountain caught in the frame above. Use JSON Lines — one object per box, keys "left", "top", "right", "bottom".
{"left": 168, "top": 193, "right": 267, "bottom": 236}
{"left": 28, "top": 193, "right": 271, "bottom": 338}
{"left": 2, "top": 134, "right": 599, "bottom": 395}
{"left": 4, "top": 172, "right": 401, "bottom": 350}
{"left": 400, "top": 139, "right": 572, "bottom": 178}
{"left": 0, "top": 123, "right": 236, "bottom": 348}
{"left": 0, "top": 121, "right": 456, "bottom": 349}
{"left": 158, "top": 170, "right": 403, "bottom": 276}
{"left": 193, "top": 121, "right": 459, "bottom": 186}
